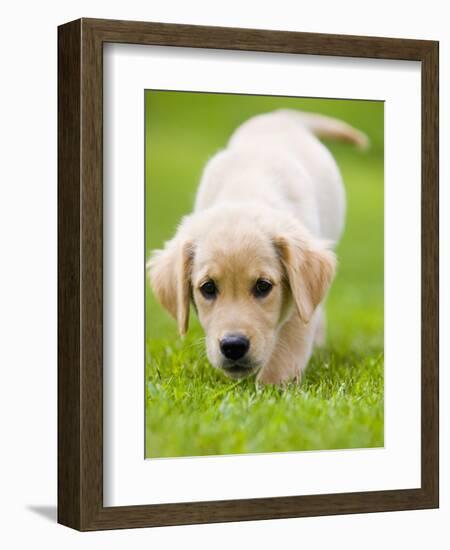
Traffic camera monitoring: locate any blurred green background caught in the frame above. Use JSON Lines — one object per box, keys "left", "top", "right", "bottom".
{"left": 145, "top": 91, "right": 384, "bottom": 458}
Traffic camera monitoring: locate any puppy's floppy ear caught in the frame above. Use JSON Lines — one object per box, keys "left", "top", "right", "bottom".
{"left": 275, "top": 233, "right": 336, "bottom": 324}
{"left": 147, "top": 238, "right": 194, "bottom": 335}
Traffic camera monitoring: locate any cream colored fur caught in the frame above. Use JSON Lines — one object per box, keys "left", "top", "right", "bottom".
{"left": 148, "top": 110, "right": 367, "bottom": 385}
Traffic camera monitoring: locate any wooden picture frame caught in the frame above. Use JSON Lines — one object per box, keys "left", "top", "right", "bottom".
{"left": 58, "top": 18, "right": 439, "bottom": 531}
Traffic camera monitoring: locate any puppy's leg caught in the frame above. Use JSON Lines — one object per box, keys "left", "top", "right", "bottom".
{"left": 257, "top": 312, "right": 317, "bottom": 385}
{"left": 313, "top": 306, "right": 326, "bottom": 347}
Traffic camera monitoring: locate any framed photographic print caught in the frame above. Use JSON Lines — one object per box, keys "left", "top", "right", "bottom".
{"left": 58, "top": 18, "right": 439, "bottom": 530}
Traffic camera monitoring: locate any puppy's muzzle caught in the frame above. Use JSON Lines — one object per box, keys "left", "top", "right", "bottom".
{"left": 220, "top": 333, "right": 249, "bottom": 361}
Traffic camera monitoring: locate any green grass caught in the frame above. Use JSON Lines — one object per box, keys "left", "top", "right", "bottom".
{"left": 145, "top": 91, "right": 384, "bottom": 458}
{"left": 147, "top": 340, "right": 383, "bottom": 457}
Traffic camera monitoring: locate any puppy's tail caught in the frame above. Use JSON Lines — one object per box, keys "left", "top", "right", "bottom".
{"left": 278, "top": 109, "right": 370, "bottom": 150}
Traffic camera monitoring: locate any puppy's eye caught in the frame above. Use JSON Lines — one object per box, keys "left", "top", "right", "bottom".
{"left": 200, "top": 280, "right": 217, "bottom": 299}
{"left": 253, "top": 278, "right": 273, "bottom": 298}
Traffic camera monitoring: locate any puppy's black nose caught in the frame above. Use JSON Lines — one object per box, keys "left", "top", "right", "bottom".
{"left": 220, "top": 334, "right": 250, "bottom": 361}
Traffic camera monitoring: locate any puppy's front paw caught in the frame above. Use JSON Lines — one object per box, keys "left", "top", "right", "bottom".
{"left": 256, "top": 366, "right": 302, "bottom": 386}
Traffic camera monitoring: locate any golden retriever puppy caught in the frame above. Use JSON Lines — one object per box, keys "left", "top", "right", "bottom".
{"left": 148, "top": 110, "right": 368, "bottom": 384}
